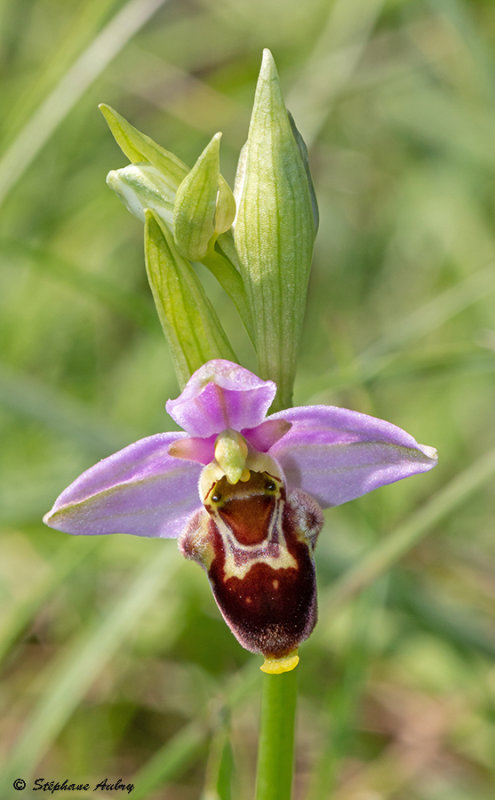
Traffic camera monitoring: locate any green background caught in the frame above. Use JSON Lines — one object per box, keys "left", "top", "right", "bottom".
{"left": 1, "top": 0, "right": 494, "bottom": 798}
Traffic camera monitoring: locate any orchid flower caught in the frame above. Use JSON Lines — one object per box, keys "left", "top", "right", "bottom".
{"left": 44, "top": 360, "right": 437, "bottom": 673}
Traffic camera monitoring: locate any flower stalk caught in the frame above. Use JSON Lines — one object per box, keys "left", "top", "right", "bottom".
{"left": 255, "top": 669, "right": 298, "bottom": 800}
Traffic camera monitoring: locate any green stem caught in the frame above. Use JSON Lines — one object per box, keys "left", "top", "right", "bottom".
{"left": 255, "top": 669, "right": 298, "bottom": 800}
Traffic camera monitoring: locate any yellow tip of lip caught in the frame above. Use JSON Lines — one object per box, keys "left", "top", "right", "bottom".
{"left": 260, "top": 650, "right": 299, "bottom": 674}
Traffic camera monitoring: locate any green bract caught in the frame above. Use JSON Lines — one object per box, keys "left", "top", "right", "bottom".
{"left": 99, "top": 103, "right": 188, "bottom": 186}
{"left": 173, "top": 132, "right": 235, "bottom": 261}
{"left": 234, "top": 49, "right": 317, "bottom": 409}
{"left": 145, "top": 211, "right": 237, "bottom": 387}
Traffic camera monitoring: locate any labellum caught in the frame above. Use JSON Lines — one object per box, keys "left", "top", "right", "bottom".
{"left": 179, "top": 461, "right": 323, "bottom": 672}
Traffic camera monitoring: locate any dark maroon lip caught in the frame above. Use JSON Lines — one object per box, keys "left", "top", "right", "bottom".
{"left": 179, "top": 469, "right": 323, "bottom": 658}
{"left": 207, "top": 500, "right": 317, "bottom": 657}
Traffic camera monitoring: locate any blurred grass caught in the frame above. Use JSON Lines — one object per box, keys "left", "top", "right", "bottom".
{"left": 1, "top": 0, "right": 495, "bottom": 798}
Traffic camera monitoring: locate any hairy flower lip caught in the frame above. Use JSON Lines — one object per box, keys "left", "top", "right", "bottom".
{"left": 44, "top": 359, "right": 437, "bottom": 539}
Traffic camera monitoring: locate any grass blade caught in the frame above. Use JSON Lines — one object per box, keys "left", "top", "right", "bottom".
{"left": 0, "top": 0, "right": 170, "bottom": 207}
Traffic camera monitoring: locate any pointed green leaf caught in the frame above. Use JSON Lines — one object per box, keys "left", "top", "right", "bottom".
{"left": 234, "top": 50, "right": 317, "bottom": 410}
{"left": 99, "top": 103, "right": 188, "bottom": 188}
{"left": 144, "top": 210, "right": 237, "bottom": 387}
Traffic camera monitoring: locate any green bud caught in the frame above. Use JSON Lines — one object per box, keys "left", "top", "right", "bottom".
{"left": 173, "top": 133, "right": 235, "bottom": 261}
{"left": 106, "top": 163, "right": 176, "bottom": 227}
{"left": 145, "top": 210, "right": 237, "bottom": 387}
{"left": 233, "top": 50, "right": 318, "bottom": 410}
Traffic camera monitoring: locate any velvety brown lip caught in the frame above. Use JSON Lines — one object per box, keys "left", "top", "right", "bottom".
{"left": 207, "top": 501, "right": 318, "bottom": 657}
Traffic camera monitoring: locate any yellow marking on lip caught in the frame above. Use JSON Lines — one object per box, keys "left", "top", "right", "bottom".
{"left": 260, "top": 650, "right": 299, "bottom": 674}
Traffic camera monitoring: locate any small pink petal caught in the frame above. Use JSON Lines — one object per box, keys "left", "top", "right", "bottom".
{"left": 243, "top": 418, "right": 291, "bottom": 452}
{"left": 168, "top": 435, "right": 216, "bottom": 464}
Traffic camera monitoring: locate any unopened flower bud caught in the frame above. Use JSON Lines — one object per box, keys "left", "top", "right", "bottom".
{"left": 173, "top": 133, "right": 236, "bottom": 260}
{"left": 234, "top": 49, "right": 318, "bottom": 409}
{"left": 106, "top": 163, "right": 176, "bottom": 227}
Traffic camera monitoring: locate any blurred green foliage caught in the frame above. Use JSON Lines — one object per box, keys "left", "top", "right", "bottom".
{"left": 1, "top": 0, "right": 495, "bottom": 798}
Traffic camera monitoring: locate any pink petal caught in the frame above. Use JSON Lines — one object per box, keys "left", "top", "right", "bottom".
{"left": 242, "top": 418, "right": 291, "bottom": 452}
{"left": 168, "top": 434, "right": 216, "bottom": 464}
{"left": 43, "top": 433, "right": 202, "bottom": 538}
{"left": 166, "top": 359, "right": 276, "bottom": 437}
{"left": 268, "top": 406, "right": 437, "bottom": 507}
